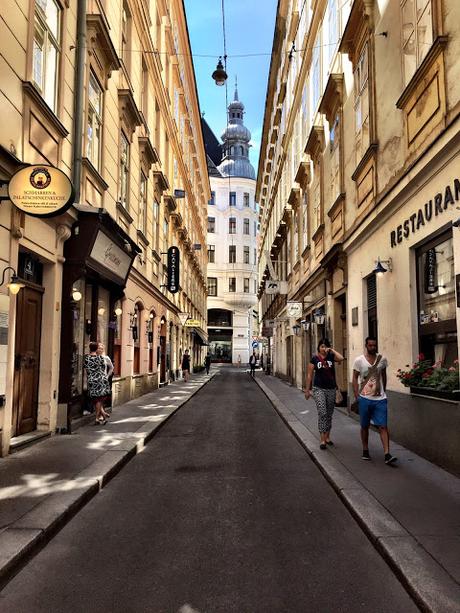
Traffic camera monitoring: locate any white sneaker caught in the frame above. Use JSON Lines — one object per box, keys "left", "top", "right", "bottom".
{"left": 83, "top": 410, "right": 91, "bottom": 416}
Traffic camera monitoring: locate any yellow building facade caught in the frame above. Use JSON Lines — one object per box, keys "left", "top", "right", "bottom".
{"left": 0, "top": 0, "right": 208, "bottom": 454}
{"left": 257, "top": 0, "right": 460, "bottom": 472}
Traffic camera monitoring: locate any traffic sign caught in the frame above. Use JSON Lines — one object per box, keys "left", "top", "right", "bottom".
{"left": 178, "top": 312, "right": 189, "bottom": 325}
{"left": 252, "top": 340, "right": 259, "bottom": 348}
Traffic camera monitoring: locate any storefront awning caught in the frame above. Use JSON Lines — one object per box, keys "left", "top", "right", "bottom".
{"left": 192, "top": 327, "right": 208, "bottom": 346}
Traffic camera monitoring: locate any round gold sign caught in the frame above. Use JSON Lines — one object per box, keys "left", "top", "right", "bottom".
{"left": 8, "top": 164, "right": 74, "bottom": 218}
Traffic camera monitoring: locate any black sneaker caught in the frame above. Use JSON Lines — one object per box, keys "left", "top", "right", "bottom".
{"left": 385, "top": 453, "right": 398, "bottom": 465}
{"left": 362, "top": 449, "right": 371, "bottom": 460}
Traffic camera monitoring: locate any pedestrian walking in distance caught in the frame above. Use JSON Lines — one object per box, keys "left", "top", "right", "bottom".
{"left": 182, "top": 349, "right": 191, "bottom": 382}
{"left": 305, "top": 339, "right": 344, "bottom": 449}
{"left": 237, "top": 354, "right": 242, "bottom": 368}
{"left": 84, "top": 341, "right": 110, "bottom": 425}
{"left": 249, "top": 350, "right": 257, "bottom": 377}
{"left": 352, "top": 336, "right": 397, "bottom": 465}
{"left": 204, "top": 353, "right": 211, "bottom": 375}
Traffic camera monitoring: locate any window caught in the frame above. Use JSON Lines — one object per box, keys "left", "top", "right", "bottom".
{"left": 254, "top": 279, "right": 257, "bottom": 293}
{"left": 328, "top": 0, "right": 339, "bottom": 66}
{"left": 163, "top": 218, "right": 169, "bottom": 252}
{"left": 243, "top": 192, "right": 250, "bottom": 207}
{"left": 311, "top": 158, "right": 322, "bottom": 233}
{"left": 119, "top": 132, "right": 130, "bottom": 207}
{"left": 208, "top": 244, "right": 215, "bottom": 263}
{"left": 243, "top": 218, "right": 250, "bottom": 235}
{"left": 209, "top": 191, "right": 216, "bottom": 205}
{"left": 330, "top": 113, "right": 341, "bottom": 202}
{"left": 133, "top": 302, "right": 142, "bottom": 374}
{"left": 229, "top": 191, "right": 236, "bottom": 206}
{"left": 244, "top": 246, "right": 250, "bottom": 264}
{"left": 367, "top": 274, "right": 378, "bottom": 342}
{"left": 208, "top": 216, "right": 216, "bottom": 233}
{"left": 87, "top": 71, "right": 103, "bottom": 170}
{"left": 401, "top": 0, "right": 434, "bottom": 86}
{"left": 354, "top": 44, "right": 370, "bottom": 162}
{"left": 229, "top": 217, "right": 236, "bottom": 234}
{"left": 417, "top": 233, "right": 457, "bottom": 363}
{"left": 139, "top": 172, "right": 147, "bottom": 234}
{"left": 229, "top": 277, "right": 236, "bottom": 292}
{"left": 254, "top": 248, "right": 257, "bottom": 265}
{"left": 33, "top": 0, "right": 61, "bottom": 112}
{"left": 207, "top": 277, "right": 217, "bottom": 296}
{"left": 311, "top": 33, "right": 321, "bottom": 114}
{"left": 121, "top": 1, "right": 132, "bottom": 70}
{"left": 141, "top": 58, "right": 148, "bottom": 117}
{"left": 244, "top": 278, "right": 249, "bottom": 293}
{"left": 254, "top": 221, "right": 257, "bottom": 236}
{"left": 229, "top": 245, "right": 236, "bottom": 263}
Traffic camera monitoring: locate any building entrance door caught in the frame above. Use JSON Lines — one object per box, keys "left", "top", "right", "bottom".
{"left": 12, "top": 285, "right": 43, "bottom": 436}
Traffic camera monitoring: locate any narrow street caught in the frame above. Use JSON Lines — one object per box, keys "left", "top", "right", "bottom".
{"left": 0, "top": 369, "right": 417, "bottom": 613}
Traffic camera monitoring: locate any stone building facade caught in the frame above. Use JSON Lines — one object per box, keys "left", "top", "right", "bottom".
{"left": 0, "top": 0, "right": 208, "bottom": 454}
{"left": 203, "top": 88, "right": 259, "bottom": 364}
{"left": 257, "top": 0, "right": 460, "bottom": 473}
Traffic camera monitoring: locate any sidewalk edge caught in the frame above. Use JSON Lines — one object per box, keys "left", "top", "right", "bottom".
{"left": 255, "top": 375, "right": 460, "bottom": 613}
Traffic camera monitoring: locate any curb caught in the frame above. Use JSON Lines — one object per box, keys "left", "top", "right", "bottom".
{"left": 0, "top": 373, "right": 216, "bottom": 590}
{"left": 255, "top": 376, "right": 460, "bottom": 613}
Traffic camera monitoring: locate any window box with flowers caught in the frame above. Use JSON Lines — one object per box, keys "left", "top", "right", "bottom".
{"left": 397, "top": 355, "right": 460, "bottom": 401}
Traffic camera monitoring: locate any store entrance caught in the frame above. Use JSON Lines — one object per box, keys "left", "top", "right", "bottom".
{"left": 12, "top": 285, "right": 43, "bottom": 436}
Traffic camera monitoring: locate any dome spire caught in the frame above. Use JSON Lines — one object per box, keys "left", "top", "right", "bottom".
{"left": 234, "top": 75, "right": 238, "bottom": 101}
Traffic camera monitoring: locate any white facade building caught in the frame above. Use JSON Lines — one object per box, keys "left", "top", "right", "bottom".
{"left": 204, "top": 88, "right": 259, "bottom": 364}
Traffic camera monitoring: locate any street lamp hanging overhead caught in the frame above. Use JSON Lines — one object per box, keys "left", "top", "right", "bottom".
{"left": 212, "top": 57, "right": 227, "bottom": 86}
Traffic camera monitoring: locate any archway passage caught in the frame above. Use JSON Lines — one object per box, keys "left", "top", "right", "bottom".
{"left": 207, "top": 309, "right": 233, "bottom": 363}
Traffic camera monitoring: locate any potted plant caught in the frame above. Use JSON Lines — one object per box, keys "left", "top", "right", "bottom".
{"left": 396, "top": 354, "right": 460, "bottom": 400}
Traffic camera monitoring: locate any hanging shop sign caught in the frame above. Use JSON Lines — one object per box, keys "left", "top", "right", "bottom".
{"left": 389, "top": 178, "right": 460, "bottom": 248}
{"left": 286, "top": 302, "right": 302, "bottom": 318}
{"left": 424, "top": 248, "right": 438, "bottom": 294}
{"left": 167, "top": 246, "right": 180, "bottom": 293}
{"left": 7, "top": 164, "right": 74, "bottom": 218}
{"left": 184, "top": 319, "right": 201, "bottom": 327}
{"left": 265, "top": 279, "right": 288, "bottom": 295}
{"left": 89, "top": 230, "right": 132, "bottom": 282}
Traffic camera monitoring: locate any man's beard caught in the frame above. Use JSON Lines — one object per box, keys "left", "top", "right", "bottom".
{"left": 367, "top": 347, "right": 377, "bottom": 355}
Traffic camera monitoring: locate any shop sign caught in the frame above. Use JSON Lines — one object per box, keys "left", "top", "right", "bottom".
{"left": 185, "top": 319, "right": 200, "bottom": 327}
{"left": 286, "top": 302, "right": 302, "bottom": 318}
{"left": 390, "top": 178, "right": 460, "bottom": 248}
{"left": 178, "top": 312, "right": 189, "bottom": 325}
{"left": 167, "top": 246, "right": 180, "bottom": 293}
{"left": 7, "top": 164, "right": 74, "bottom": 217}
{"left": 265, "top": 279, "right": 288, "bottom": 294}
{"left": 89, "top": 231, "right": 132, "bottom": 282}
{"left": 424, "top": 248, "right": 438, "bottom": 294}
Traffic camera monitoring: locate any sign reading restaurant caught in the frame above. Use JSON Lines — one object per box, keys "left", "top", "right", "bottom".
{"left": 390, "top": 178, "right": 460, "bottom": 247}
{"left": 7, "top": 164, "right": 74, "bottom": 217}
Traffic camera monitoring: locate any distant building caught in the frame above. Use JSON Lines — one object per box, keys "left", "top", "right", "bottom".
{"left": 203, "top": 87, "right": 259, "bottom": 364}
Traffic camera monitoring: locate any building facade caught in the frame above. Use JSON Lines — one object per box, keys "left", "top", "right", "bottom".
{"left": 0, "top": 0, "right": 208, "bottom": 455}
{"left": 204, "top": 89, "right": 259, "bottom": 364}
{"left": 257, "top": 0, "right": 460, "bottom": 473}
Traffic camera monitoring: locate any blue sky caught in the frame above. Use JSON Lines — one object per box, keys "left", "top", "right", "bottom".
{"left": 184, "top": 0, "right": 278, "bottom": 170}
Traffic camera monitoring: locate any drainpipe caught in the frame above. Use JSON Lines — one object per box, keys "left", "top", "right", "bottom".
{"left": 72, "top": 0, "right": 87, "bottom": 204}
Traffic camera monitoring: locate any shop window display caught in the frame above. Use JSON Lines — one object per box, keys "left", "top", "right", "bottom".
{"left": 417, "top": 233, "right": 457, "bottom": 366}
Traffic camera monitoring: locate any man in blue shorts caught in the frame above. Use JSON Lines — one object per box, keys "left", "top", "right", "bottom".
{"left": 352, "top": 337, "right": 397, "bottom": 465}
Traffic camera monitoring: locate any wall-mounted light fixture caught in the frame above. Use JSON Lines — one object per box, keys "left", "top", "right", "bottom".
{"left": 374, "top": 257, "right": 392, "bottom": 277}
{"left": 114, "top": 306, "right": 123, "bottom": 316}
{"left": 98, "top": 307, "right": 106, "bottom": 316}
{"left": 72, "top": 288, "right": 82, "bottom": 301}
{"left": 0, "top": 266, "right": 25, "bottom": 295}
{"left": 292, "top": 323, "right": 301, "bottom": 336}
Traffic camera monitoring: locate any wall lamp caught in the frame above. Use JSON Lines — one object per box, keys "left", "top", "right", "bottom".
{"left": 114, "top": 307, "right": 123, "bottom": 316}
{"left": 211, "top": 57, "right": 227, "bottom": 86}
{"left": 374, "top": 257, "right": 392, "bottom": 277}
{"left": 72, "top": 287, "right": 82, "bottom": 301}
{"left": 0, "top": 267, "right": 25, "bottom": 295}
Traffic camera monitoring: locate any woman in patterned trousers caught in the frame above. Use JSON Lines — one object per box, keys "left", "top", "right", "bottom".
{"left": 305, "top": 339, "right": 344, "bottom": 449}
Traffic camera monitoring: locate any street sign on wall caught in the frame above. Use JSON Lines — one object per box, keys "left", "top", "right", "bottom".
{"left": 167, "top": 246, "right": 180, "bottom": 293}
{"left": 185, "top": 319, "right": 201, "bottom": 327}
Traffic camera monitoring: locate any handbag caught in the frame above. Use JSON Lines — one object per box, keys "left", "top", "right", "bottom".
{"left": 335, "top": 388, "right": 343, "bottom": 405}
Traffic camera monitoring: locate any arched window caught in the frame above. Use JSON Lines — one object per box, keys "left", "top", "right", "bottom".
{"left": 147, "top": 310, "right": 155, "bottom": 372}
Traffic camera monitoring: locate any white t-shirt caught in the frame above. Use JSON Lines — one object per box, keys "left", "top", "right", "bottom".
{"left": 353, "top": 354, "right": 388, "bottom": 400}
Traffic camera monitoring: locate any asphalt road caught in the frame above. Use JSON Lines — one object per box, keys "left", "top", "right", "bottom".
{"left": 0, "top": 369, "right": 418, "bottom": 613}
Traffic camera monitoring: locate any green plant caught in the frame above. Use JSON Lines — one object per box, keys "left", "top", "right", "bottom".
{"left": 396, "top": 355, "right": 459, "bottom": 392}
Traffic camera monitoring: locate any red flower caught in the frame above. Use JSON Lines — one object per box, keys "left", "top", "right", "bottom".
{"left": 418, "top": 353, "right": 425, "bottom": 360}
